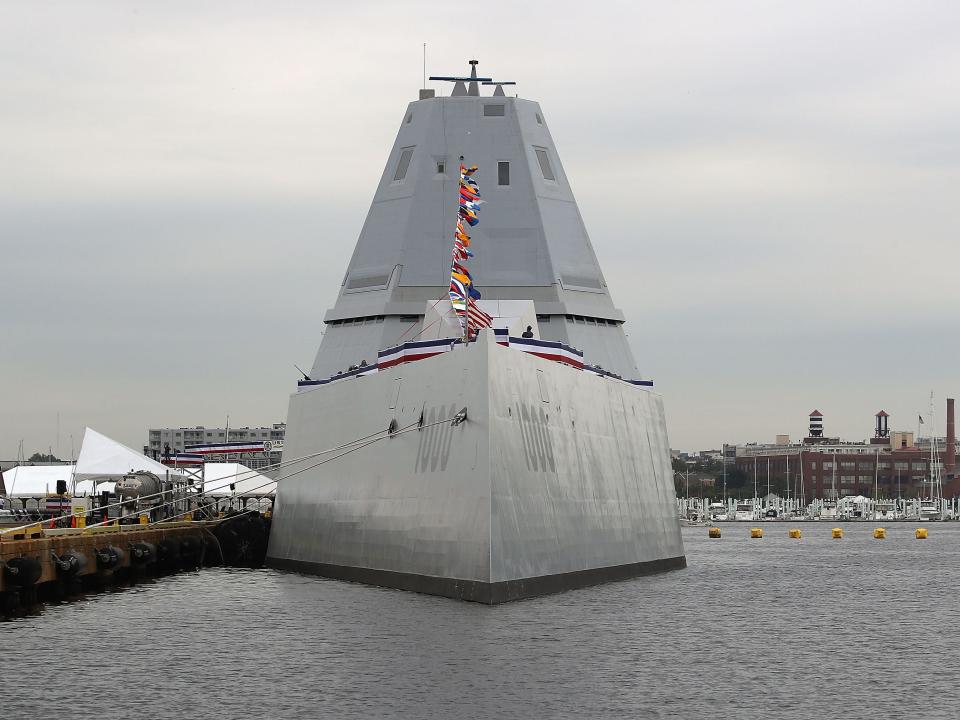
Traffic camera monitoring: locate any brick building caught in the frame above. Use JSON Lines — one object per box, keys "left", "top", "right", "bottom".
{"left": 735, "top": 445, "right": 936, "bottom": 498}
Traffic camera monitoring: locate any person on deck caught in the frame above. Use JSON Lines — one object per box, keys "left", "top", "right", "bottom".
{"left": 521, "top": 325, "right": 534, "bottom": 338}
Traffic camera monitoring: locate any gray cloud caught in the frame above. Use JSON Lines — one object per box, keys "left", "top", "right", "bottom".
{"left": 2, "top": 0, "right": 959, "bottom": 457}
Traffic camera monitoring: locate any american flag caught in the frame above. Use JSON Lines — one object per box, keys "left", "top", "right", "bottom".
{"left": 467, "top": 299, "right": 494, "bottom": 331}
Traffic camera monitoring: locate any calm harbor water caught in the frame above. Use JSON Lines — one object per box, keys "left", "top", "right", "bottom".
{"left": 4, "top": 523, "right": 959, "bottom": 719}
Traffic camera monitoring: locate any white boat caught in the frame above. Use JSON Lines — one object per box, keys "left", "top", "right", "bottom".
{"left": 919, "top": 500, "right": 942, "bottom": 521}
{"left": 874, "top": 501, "right": 899, "bottom": 521}
{"left": 819, "top": 500, "right": 838, "bottom": 520}
{"left": 707, "top": 502, "right": 728, "bottom": 522}
{"left": 734, "top": 501, "right": 755, "bottom": 521}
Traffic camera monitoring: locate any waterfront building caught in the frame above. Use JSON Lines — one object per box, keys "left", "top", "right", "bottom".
{"left": 144, "top": 424, "right": 285, "bottom": 470}
{"left": 734, "top": 443, "right": 939, "bottom": 498}
{"left": 730, "top": 403, "right": 958, "bottom": 498}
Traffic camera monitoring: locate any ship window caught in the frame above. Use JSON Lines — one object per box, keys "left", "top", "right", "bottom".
{"left": 405, "top": 113, "right": 413, "bottom": 124}
{"left": 484, "top": 104, "right": 505, "bottom": 117}
{"left": 534, "top": 147, "right": 555, "bottom": 180}
{"left": 535, "top": 113, "right": 543, "bottom": 125}
{"left": 393, "top": 146, "right": 415, "bottom": 182}
{"left": 437, "top": 160, "right": 445, "bottom": 174}
{"left": 497, "top": 161, "right": 510, "bottom": 186}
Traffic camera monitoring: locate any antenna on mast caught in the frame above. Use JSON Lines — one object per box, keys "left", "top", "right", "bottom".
{"left": 430, "top": 59, "right": 492, "bottom": 96}
{"left": 422, "top": 43, "right": 426, "bottom": 89}
{"left": 482, "top": 80, "right": 516, "bottom": 97}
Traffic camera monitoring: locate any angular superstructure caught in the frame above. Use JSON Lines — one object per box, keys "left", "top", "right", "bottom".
{"left": 311, "top": 65, "right": 639, "bottom": 380}
{"left": 268, "top": 63, "right": 685, "bottom": 602}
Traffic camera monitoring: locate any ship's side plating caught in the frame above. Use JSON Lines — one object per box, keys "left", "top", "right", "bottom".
{"left": 269, "top": 339, "right": 494, "bottom": 597}
{"left": 487, "top": 337, "right": 683, "bottom": 598}
{"left": 268, "top": 333, "right": 684, "bottom": 602}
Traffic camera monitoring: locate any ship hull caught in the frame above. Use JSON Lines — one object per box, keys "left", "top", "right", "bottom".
{"left": 266, "top": 332, "right": 685, "bottom": 603}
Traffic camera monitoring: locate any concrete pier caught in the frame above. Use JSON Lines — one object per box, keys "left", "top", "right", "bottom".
{"left": 1, "top": 514, "right": 270, "bottom": 617}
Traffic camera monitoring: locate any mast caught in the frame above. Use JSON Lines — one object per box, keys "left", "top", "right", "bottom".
{"left": 928, "top": 390, "right": 941, "bottom": 505}
{"left": 832, "top": 449, "right": 836, "bottom": 502}
{"left": 874, "top": 447, "right": 880, "bottom": 518}
{"left": 799, "top": 449, "right": 805, "bottom": 509}
{"left": 766, "top": 456, "right": 770, "bottom": 503}
{"left": 722, "top": 444, "right": 727, "bottom": 504}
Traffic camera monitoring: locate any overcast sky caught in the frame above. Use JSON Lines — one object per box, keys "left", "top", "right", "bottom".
{"left": 2, "top": 0, "right": 959, "bottom": 459}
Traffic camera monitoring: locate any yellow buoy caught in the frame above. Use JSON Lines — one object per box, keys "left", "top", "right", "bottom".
{"left": 832, "top": 527, "right": 844, "bottom": 539}
{"left": 708, "top": 526, "right": 722, "bottom": 538}
{"left": 873, "top": 527, "right": 886, "bottom": 539}
{"left": 750, "top": 527, "right": 763, "bottom": 538}
{"left": 916, "top": 527, "right": 929, "bottom": 539}
{"left": 788, "top": 528, "right": 802, "bottom": 539}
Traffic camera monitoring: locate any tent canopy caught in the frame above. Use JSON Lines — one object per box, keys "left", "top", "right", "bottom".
{"left": 2, "top": 465, "right": 74, "bottom": 497}
{"left": 73, "top": 427, "right": 184, "bottom": 486}
{"left": 202, "top": 463, "right": 276, "bottom": 497}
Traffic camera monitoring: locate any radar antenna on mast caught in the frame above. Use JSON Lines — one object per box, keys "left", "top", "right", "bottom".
{"left": 429, "top": 59, "right": 492, "bottom": 96}
{"left": 481, "top": 80, "right": 516, "bottom": 96}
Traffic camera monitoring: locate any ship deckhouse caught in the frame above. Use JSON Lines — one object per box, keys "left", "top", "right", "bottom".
{"left": 312, "top": 60, "right": 638, "bottom": 380}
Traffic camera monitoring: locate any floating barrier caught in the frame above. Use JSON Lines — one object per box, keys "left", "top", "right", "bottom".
{"left": 873, "top": 528, "right": 887, "bottom": 539}
{"left": 832, "top": 528, "right": 844, "bottom": 539}
{"left": 750, "top": 527, "right": 763, "bottom": 539}
{"left": 788, "top": 528, "right": 802, "bottom": 539}
{"left": 708, "top": 527, "right": 721, "bottom": 538}
{"left": 916, "top": 528, "right": 929, "bottom": 539}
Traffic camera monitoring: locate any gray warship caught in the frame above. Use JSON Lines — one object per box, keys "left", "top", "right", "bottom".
{"left": 266, "top": 62, "right": 685, "bottom": 602}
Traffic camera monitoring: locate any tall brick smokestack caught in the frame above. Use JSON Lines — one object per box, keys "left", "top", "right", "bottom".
{"left": 947, "top": 398, "right": 956, "bottom": 480}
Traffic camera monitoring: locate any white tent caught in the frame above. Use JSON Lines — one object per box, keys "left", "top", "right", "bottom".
{"left": 73, "top": 427, "right": 184, "bottom": 489}
{"left": 72, "top": 478, "right": 117, "bottom": 496}
{"left": 2, "top": 465, "right": 75, "bottom": 497}
{"left": 202, "top": 463, "right": 276, "bottom": 498}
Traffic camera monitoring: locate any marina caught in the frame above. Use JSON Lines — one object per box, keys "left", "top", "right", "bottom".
{"left": 680, "top": 495, "right": 960, "bottom": 523}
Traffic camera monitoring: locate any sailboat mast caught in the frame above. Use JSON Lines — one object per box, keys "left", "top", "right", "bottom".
{"left": 874, "top": 447, "right": 880, "bottom": 517}
{"left": 832, "top": 450, "right": 836, "bottom": 501}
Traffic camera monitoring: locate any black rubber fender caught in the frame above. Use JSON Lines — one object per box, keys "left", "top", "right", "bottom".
{"left": 212, "top": 513, "right": 270, "bottom": 568}
{"left": 2, "top": 589, "right": 21, "bottom": 615}
{"left": 54, "top": 553, "right": 86, "bottom": 578}
{"left": 129, "top": 542, "right": 155, "bottom": 566}
{"left": 3, "top": 556, "right": 42, "bottom": 587}
{"left": 95, "top": 546, "right": 123, "bottom": 570}
{"left": 155, "top": 538, "right": 180, "bottom": 571}
{"left": 179, "top": 537, "right": 202, "bottom": 568}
